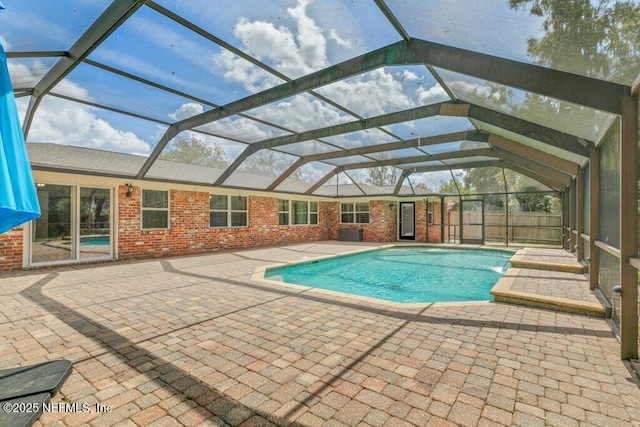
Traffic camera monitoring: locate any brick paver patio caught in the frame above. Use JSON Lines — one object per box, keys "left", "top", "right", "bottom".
{"left": 518, "top": 248, "right": 579, "bottom": 265}
{"left": 508, "top": 269, "right": 597, "bottom": 303}
{"left": 1, "top": 242, "right": 639, "bottom": 426}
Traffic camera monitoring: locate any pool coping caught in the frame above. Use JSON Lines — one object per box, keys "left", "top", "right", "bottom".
{"left": 252, "top": 244, "right": 518, "bottom": 309}
{"left": 490, "top": 267, "right": 606, "bottom": 317}
{"left": 508, "top": 248, "right": 586, "bottom": 273}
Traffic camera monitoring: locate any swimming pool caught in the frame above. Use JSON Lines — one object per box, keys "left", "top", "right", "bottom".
{"left": 63, "top": 236, "right": 111, "bottom": 246}
{"left": 264, "top": 247, "right": 512, "bottom": 303}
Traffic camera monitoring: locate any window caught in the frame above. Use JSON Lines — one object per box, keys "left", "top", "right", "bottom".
{"left": 210, "top": 195, "right": 248, "bottom": 228}
{"left": 142, "top": 189, "right": 169, "bottom": 229}
{"left": 292, "top": 200, "right": 308, "bottom": 225}
{"left": 279, "top": 200, "right": 289, "bottom": 225}
{"left": 355, "top": 202, "right": 369, "bottom": 224}
{"left": 310, "top": 202, "right": 318, "bottom": 225}
{"left": 341, "top": 203, "right": 354, "bottom": 223}
{"left": 279, "top": 200, "right": 318, "bottom": 225}
{"left": 341, "top": 202, "right": 369, "bottom": 224}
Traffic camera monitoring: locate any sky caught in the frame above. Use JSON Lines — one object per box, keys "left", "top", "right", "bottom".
{"left": 0, "top": 0, "right": 556, "bottom": 189}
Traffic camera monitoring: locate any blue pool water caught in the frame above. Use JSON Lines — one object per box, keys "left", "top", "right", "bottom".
{"left": 64, "top": 236, "right": 110, "bottom": 246}
{"left": 80, "top": 236, "right": 110, "bottom": 246}
{"left": 264, "top": 247, "right": 512, "bottom": 303}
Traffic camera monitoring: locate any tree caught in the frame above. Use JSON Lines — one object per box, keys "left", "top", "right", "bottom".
{"left": 365, "top": 165, "right": 400, "bottom": 186}
{"left": 438, "top": 179, "right": 462, "bottom": 194}
{"left": 509, "top": 0, "right": 640, "bottom": 84}
{"left": 241, "top": 150, "right": 300, "bottom": 178}
{"left": 160, "top": 136, "right": 228, "bottom": 168}
{"left": 462, "top": 167, "right": 505, "bottom": 194}
{"left": 513, "top": 185, "right": 557, "bottom": 212}
{"left": 507, "top": 1, "right": 640, "bottom": 145}
{"left": 413, "top": 181, "right": 434, "bottom": 193}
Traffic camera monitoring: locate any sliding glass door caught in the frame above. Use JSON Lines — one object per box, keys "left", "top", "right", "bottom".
{"left": 31, "top": 184, "right": 74, "bottom": 263}
{"left": 79, "top": 188, "right": 111, "bottom": 260}
{"left": 31, "top": 185, "right": 112, "bottom": 265}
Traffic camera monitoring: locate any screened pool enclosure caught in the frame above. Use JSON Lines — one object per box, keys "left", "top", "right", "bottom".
{"left": 1, "top": 0, "right": 639, "bottom": 358}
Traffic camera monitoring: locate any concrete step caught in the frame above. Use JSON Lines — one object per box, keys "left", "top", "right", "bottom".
{"left": 490, "top": 267, "right": 605, "bottom": 317}
{"left": 509, "top": 248, "right": 586, "bottom": 274}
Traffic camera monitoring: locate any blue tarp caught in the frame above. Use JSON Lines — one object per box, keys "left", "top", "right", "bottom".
{"left": 0, "top": 41, "right": 40, "bottom": 233}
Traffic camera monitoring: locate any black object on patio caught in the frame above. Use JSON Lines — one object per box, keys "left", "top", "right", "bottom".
{"left": 0, "top": 360, "right": 73, "bottom": 427}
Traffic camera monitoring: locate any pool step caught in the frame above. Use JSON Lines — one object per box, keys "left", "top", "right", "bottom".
{"left": 509, "top": 249, "right": 586, "bottom": 274}
{"left": 490, "top": 268, "right": 605, "bottom": 317}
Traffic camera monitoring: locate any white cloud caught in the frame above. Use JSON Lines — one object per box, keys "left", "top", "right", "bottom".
{"left": 215, "top": 0, "right": 330, "bottom": 89}
{"left": 198, "top": 115, "right": 278, "bottom": 142}
{"left": 7, "top": 61, "right": 51, "bottom": 89}
{"left": 287, "top": 0, "right": 328, "bottom": 71}
{"left": 400, "top": 70, "right": 420, "bottom": 81}
{"left": 28, "top": 96, "right": 152, "bottom": 155}
{"left": 0, "top": 35, "right": 11, "bottom": 50}
{"left": 215, "top": 49, "right": 281, "bottom": 93}
{"left": 416, "top": 83, "right": 448, "bottom": 103}
{"left": 328, "top": 29, "right": 352, "bottom": 48}
{"left": 169, "top": 103, "right": 204, "bottom": 121}
{"left": 248, "top": 94, "right": 352, "bottom": 132}
{"left": 448, "top": 80, "right": 493, "bottom": 99}
{"left": 410, "top": 170, "right": 460, "bottom": 191}
{"left": 12, "top": 63, "right": 152, "bottom": 155}
{"left": 319, "top": 68, "right": 413, "bottom": 117}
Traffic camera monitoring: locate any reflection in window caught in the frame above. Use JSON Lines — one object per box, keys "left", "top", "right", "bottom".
{"left": 210, "top": 195, "right": 248, "bottom": 228}
{"left": 32, "top": 184, "right": 73, "bottom": 263}
{"left": 279, "top": 200, "right": 289, "bottom": 226}
{"left": 341, "top": 202, "right": 369, "bottom": 224}
{"left": 79, "top": 187, "right": 111, "bottom": 259}
{"left": 142, "top": 190, "right": 169, "bottom": 230}
{"left": 279, "top": 200, "right": 318, "bottom": 226}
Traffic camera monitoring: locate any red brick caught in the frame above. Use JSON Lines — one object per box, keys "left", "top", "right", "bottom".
{"left": 1, "top": 184, "right": 443, "bottom": 272}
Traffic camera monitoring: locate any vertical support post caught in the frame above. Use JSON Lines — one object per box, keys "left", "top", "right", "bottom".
{"left": 569, "top": 179, "right": 576, "bottom": 253}
{"left": 562, "top": 191, "right": 569, "bottom": 250}
{"left": 577, "top": 167, "right": 585, "bottom": 261}
{"left": 505, "top": 195, "right": 509, "bottom": 246}
{"left": 589, "top": 148, "right": 600, "bottom": 290}
{"left": 481, "top": 197, "right": 485, "bottom": 244}
{"left": 620, "top": 94, "right": 638, "bottom": 360}
{"left": 458, "top": 196, "right": 463, "bottom": 244}
{"left": 440, "top": 196, "right": 445, "bottom": 243}
{"left": 502, "top": 167, "right": 509, "bottom": 246}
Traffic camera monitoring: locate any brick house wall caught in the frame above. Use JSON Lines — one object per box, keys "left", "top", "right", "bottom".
{"left": 416, "top": 200, "right": 427, "bottom": 242}
{"left": 332, "top": 200, "right": 398, "bottom": 242}
{"left": 1, "top": 182, "right": 443, "bottom": 273}
{"left": 0, "top": 227, "right": 23, "bottom": 273}
{"left": 117, "top": 186, "right": 336, "bottom": 259}
{"left": 330, "top": 199, "right": 443, "bottom": 243}
{"left": 427, "top": 199, "right": 443, "bottom": 243}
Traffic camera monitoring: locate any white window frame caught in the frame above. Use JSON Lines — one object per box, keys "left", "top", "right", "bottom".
{"left": 278, "top": 199, "right": 318, "bottom": 226}
{"left": 27, "top": 183, "right": 114, "bottom": 267}
{"left": 141, "top": 189, "right": 170, "bottom": 230}
{"left": 341, "top": 202, "right": 369, "bottom": 224}
{"left": 210, "top": 195, "right": 249, "bottom": 228}
{"left": 279, "top": 199, "right": 290, "bottom": 226}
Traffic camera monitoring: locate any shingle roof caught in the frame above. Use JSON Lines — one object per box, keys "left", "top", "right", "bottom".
{"left": 26, "top": 143, "right": 415, "bottom": 196}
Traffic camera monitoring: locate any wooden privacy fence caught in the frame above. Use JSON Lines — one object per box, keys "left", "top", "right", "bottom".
{"left": 444, "top": 211, "right": 562, "bottom": 245}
